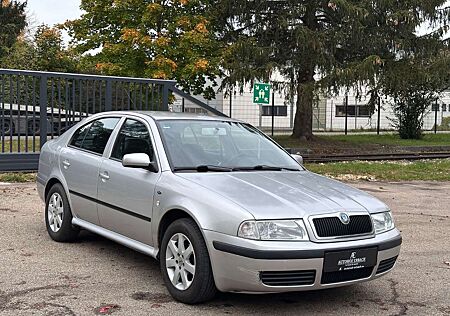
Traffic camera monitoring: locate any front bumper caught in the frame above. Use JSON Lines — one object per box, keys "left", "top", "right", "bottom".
{"left": 204, "top": 229, "right": 401, "bottom": 293}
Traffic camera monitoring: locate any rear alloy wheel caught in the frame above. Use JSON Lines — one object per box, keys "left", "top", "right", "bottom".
{"left": 45, "top": 183, "right": 79, "bottom": 242}
{"left": 47, "top": 192, "right": 64, "bottom": 233}
{"left": 160, "top": 219, "right": 216, "bottom": 304}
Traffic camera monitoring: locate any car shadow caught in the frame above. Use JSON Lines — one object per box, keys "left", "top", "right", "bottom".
{"left": 74, "top": 230, "right": 382, "bottom": 313}
{"left": 205, "top": 285, "right": 374, "bottom": 313}
{"left": 75, "top": 230, "right": 160, "bottom": 270}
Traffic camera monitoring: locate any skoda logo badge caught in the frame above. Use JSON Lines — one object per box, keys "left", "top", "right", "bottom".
{"left": 339, "top": 212, "right": 350, "bottom": 225}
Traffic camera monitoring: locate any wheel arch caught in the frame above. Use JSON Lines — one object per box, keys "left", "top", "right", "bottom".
{"left": 158, "top": 208, "right": 218, "bottom": 302}
{"left": 158, "top": 209, "right": 199, "bottom": 249}
{"left": 44, "top": 177, "right": 70, "bottom": 202}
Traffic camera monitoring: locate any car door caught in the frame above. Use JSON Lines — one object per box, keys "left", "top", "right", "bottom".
{"left": 97, "top": 117, "right": 159, "bottom": 245}
{"left": 60, "top": 117, "right": 121, "bottom": 225}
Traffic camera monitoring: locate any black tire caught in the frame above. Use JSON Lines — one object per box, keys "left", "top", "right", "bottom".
{"left": 160, "top": 218, "right": 217, "bottom": 304}
{"left": 1, "top": 119, "right": 14, "bottom": 135}
{"left": 45, "top": 183, "right": 79, "bottom": 242}
{"left": 27, "top": 119, "right": 40, "bottom": 135}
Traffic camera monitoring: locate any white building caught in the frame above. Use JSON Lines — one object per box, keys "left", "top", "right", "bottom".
{"left": 175, "top": 85, "right": 450, "bottom": 132}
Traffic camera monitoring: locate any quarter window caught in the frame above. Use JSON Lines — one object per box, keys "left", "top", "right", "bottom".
{"left": 111, "top": 119, "right": 154, "bottom": 161}
{"left": 70, "top": 122, "right": 93, "bottom": 148}
{"left": 70, "top": 118, "right": 120, "bottom": 154}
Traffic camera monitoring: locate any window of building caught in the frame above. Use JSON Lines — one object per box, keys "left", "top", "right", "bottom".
{"left": 184, "top": 107, "right": 208, "bottom": 114}
{"left": 262, "top": 105, "right": 288, "bottom": 116}
{"left": 442, "top": 104, "right": 447, "bottom": 112}
{"left": 431, "top": 104, "right": 440, "bottom": 111}
{"left": 335, "top": 104, "right": 370, "bottom": 117}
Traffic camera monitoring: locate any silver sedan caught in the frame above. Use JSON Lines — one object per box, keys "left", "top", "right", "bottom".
{"left": 37, "top": 111, "right": 402, "bottom": 304}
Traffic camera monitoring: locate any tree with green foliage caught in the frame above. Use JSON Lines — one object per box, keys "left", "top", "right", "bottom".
{"left": 0, "top": 0, "right": 27, "bottom": 61}
{"left": 1, "top": 24, "right": 77, "bottom": 73}
{"left": 0, "top": 37, "right": 35, "bottom": 69}
{"left": 64, "top": 0, "right": 221, "bottom": 99}
{"left": 34, "top": 25, "right": 78, "bottom": 72}
{"left": 383, "top": 49, "right": 450, "bottom": 139}
{"left": 214, "top": 0, "right": 450, "bottom": 140}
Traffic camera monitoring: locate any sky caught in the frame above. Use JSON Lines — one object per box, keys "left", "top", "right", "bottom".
{"left": 25, "top": 0, "right": 82, "bottom": 27}
{"left": 24, "top": 0, "right": 448, "bottom": 37}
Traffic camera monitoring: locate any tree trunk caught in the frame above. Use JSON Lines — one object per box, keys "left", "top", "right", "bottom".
{"left": 292, "top": 71, "right": 314, "bottom": 140}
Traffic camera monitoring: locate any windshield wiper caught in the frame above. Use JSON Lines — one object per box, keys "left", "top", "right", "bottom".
{"left": 232, "top": 165, "right": 301, "bottom": 172}
{"left": 173, "top": 165, "right": 233, "bottom": 172}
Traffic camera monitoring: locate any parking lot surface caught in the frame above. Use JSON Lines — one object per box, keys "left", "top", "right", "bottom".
{"left": 0, "top": 181, "right": 449, "bottom": 315}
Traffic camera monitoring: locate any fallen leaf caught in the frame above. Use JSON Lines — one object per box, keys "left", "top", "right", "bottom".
{"left": 94, "top": 304, "right": 121, "bottom": 315}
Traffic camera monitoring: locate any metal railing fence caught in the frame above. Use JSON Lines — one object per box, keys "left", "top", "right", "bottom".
{"left": 0, "top": 69, "right": 225, "bottom": 171}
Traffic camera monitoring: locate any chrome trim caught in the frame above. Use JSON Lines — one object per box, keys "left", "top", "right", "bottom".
{"left": 307, "top": 211, "right": 375, "bottom": 242}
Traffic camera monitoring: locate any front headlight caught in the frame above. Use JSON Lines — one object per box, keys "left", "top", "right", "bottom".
{"left": 371, "top": 211, "right": 395, "bottom": 234}
{"left": 238, "top": 219, "right": 309, "bottom": 241}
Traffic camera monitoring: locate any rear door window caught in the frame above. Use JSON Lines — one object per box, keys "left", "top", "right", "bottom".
{"left": 70, "top": 118, "right": 120, "bottom": 155}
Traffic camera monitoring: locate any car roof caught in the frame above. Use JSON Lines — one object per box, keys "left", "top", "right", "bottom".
{"left": 94, "top": 111, "right": 241, "bottom": 122}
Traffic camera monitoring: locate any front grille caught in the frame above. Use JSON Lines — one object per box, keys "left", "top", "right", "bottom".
{"left": 313, "top": 215, "right": 373, "bottom": 238}
{"left": 321, "top": 267, "right": 373, "bottom": 284}
{"left": 260, "top": 270, "right": 316, "bottom": 286}
{"left": 376, "top": 256, "right": 398, "bottom": 274}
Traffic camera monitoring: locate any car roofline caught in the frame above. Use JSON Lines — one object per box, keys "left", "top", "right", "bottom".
{"left": 87, "top": 111, "right": 243, "bottom": 123}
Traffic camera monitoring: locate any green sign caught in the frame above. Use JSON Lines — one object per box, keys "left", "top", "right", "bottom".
{"left": 253, "top": 83, "right": 271, "bottom": 104}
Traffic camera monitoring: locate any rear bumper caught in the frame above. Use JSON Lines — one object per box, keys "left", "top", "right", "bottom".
{"left": 36, "top": 176, "right": 46, "bottom": 201}
{"left": 204, "top": 229, "right": 401, "bottom": 293}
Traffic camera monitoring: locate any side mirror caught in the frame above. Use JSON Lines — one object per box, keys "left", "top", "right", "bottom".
{"left": 291, "top": 154, "right": 303, "bottom": 165}
{"left": 122, "top": 153, "right": 159, "bottom": 172}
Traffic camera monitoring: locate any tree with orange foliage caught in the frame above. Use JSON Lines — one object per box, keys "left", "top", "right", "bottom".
{"left": 64, "top": 0, "right": 221, "bottom": 99}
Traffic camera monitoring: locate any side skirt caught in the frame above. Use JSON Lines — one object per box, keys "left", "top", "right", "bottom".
{"left": 72, "top": 218, "right": 159, "bottom": 258}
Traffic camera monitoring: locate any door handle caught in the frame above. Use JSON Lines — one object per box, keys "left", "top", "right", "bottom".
{"left": 62, "top": 160, "right": 70, "bottom": 169}
{"left": 99, "top": 172, "right": 110, "bottom": 181}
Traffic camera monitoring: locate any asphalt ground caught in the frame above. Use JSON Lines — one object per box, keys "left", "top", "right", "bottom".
{"left": 0, "top": 181, "right": 449, "bottom": 316}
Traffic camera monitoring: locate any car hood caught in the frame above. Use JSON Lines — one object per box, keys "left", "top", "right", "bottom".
{"left": 176, "top": 171, "right": 388, "bottom": 219}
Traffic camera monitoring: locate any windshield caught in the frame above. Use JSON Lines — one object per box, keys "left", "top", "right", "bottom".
{"left": 157, "top": 119, "right": 303, "bottom": 171}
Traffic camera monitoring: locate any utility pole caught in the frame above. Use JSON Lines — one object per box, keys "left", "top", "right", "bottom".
{"left": 377, "top": 96, "right": 381, "bottom": 135}
{"left": 229, "top": 88, "right": 232, "bottom": 118}
{"left": 344, "top": 94, "right": 348, "bottom": 135}
{"left": 271, "top": 92, "right": 275, "bottom": 136}
{"left": 434, "top": 100, "right": 438, "bottom": 134}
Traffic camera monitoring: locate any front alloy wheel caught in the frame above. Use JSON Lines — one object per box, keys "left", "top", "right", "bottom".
{"left": 160, "top": 218, "right": 216, "bottom": 304}
{"left": 165, "top": 233, "right": 196, "bottom": 290}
